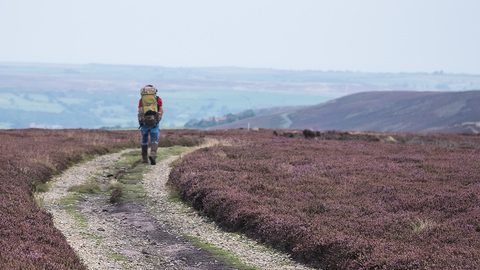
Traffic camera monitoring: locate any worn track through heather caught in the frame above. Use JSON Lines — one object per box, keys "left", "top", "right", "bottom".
{"left": 38, "top": 142, "right": 314, "bottom": 270}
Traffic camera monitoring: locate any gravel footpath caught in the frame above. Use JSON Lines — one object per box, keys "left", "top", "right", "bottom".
{"left": 38, "top": 142, "right": 315, "bottom": 270}
{"left": 38, "top": 150, "right": 131, "bottom": 270}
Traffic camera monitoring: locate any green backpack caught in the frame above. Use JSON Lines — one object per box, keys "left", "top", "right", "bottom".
{"left": 140, "top": 85, "right": 159, "bottom": 126}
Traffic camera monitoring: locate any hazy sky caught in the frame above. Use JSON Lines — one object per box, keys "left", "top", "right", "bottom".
{"left": 0, "top": 0, "right": 479, "bottom": 73}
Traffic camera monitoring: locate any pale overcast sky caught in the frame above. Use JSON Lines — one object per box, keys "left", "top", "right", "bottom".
{"left": 0, "top": 0, "right": 479, "bottom": 73}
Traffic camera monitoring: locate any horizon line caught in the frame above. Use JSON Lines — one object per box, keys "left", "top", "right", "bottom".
{"left": 1, "top": 60, "right": 479, "bottom": 77}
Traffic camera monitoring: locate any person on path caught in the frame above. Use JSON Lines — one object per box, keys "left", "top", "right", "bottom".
{"left": 138, "top": 85, "right": 163, "bottom": 165}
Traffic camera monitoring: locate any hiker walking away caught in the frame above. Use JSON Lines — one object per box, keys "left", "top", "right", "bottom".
{"left": 138, "top": 85, "right": 163, "bottom": 165}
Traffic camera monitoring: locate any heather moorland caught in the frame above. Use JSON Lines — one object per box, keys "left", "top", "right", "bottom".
{"left": 1, "top": 128, "right": 479, "bottom": 269}
{"left": 170, "top": 130, "right": 480, "bottom": 269}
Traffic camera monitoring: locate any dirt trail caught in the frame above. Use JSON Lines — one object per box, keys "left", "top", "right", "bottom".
{"left": 38, "top": 150, "right": 128, "bottom": 269}
{"left": 38, "top": 142, "right": 314, "bottom": 270}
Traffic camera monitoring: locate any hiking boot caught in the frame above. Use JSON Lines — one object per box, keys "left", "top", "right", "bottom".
{"left": 141, "top": 145, "right": 148, "bottom": 163}
{"left": 149, "top": 144, "right": 158, "bottom": 165}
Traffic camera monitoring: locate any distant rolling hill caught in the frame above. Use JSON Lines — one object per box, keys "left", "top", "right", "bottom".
{"left": 3, "top": 62, "right": 480, "bottom": 129}
{"left": 211, "top": 91, "right": 480, "bottom": 133}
